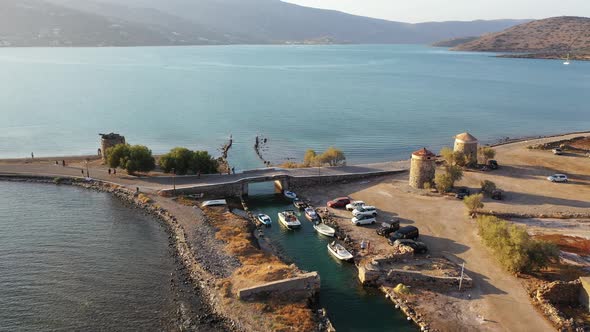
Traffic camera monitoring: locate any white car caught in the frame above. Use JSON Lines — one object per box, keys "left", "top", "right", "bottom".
{"left": 352, "top": 206, "right": 378, "bottom": 217}
{"left": 547, "top": 174, "right": 568, "bottom": 183}
{"left": 346, "top": 200, "right": 365, "bottom": 211}
{"left": 352, "top": 214, "right": 377, "bottom": 226}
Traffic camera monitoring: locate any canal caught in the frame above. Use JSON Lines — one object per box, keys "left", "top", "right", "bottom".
{"left": 246, "top": 186, "right": 415, "bottom": 332}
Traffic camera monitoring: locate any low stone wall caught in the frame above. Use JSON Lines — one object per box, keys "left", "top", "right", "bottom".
{"left": 384, "top": 269, "right": 472, "bottom": 290}
{"left": 289, "top": 170, "right": 406, "bottom": 190}
{"left": 534, "top": 279, "right": 583, "bottom": 331}
{"left": 237, "top": 272, "right": 321, "bottom": 301}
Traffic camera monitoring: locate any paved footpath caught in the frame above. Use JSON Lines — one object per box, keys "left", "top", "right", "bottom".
{"left": 0, "top": 160, "right": 409, "bottom": 193}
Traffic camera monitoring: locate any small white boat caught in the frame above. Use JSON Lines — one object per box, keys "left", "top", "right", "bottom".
{"left": 201, "top": 199, "right": 227, "bottom": 207}
{"left": 327, "top": 242, "right": 353, "bottom": 261}
{"left": 304, "top": 207, "right": 319, "bottom": 221}
{"left": 564, "top": 53, "right": 571, "bottom": 65}
{"left": 256, "top": 214, "right": 272, "bottom": 226}
{"left": 314, "top": 223, "right": 335, "bottom": 237}
{"left": 278, "top": 210, "right": 301, "bottom": 229}
{"left": 293, "top": 198, "right": 308, "bottom": 209}
{"left": 284, "top": 191, "right": 297, "bottom": 199}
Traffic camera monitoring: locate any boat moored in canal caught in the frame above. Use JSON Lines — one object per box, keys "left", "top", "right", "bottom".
{"left": 256, "top": 213, "right": 272, "bottom": 226}
{"left": 284, "top": 191, "right": 297, "bottom": 199}
{"left": 304, "top": 207, "right": 319, "bottom": 221}
{"left": 327, "top": 241, "right": 353, "bottom": 261}
{"left": 277, "top": 210, "right": 302, "bottom": 229}
{"left": 314, "top": 223, "right": 335, "bottom": 237}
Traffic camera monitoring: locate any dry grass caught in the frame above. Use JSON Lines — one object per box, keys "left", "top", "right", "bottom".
{"left": 137, "top": 193, "right": 152, "bottom": 204}
{"left": 202, "top": 207, "right": 315, "bottom": 332}
{"left": 533, "top": 234, "right": 590, "bottom": 256}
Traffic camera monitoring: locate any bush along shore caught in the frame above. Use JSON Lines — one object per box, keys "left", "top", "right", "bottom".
{"left": 1, "top": 175, "right": 329, "bottom": 331}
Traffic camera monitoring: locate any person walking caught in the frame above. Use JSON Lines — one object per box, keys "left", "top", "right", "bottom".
{"left": 31, "top": 152, "right": 34, "bottom": 160}
{"left": 113, "top": 169, "right": 116, "bottom": 175}
{"left": 197, "top": 170, "right": 201, "bottom": 179}
{"left": 108, "top": 168, "right": 111, "bottom": 175}
{"left": 232, "top": 167, "right": 235, "bottom": 174}
{"left": 81, "top": 169, "right": 85, "bottom": 176}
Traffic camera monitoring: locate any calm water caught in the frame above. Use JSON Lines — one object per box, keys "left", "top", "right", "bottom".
{"left": 0, "top": 182, "right": 187, "bottom": 331}
{"left": 1, "top": 45, "right": 589, "bottom": 169}
{"left": 246, "top": 187, "right": 415, "bottom": 332}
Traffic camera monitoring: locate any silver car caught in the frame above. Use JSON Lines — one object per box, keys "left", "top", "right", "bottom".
{"left": 547, "top": 174, "right": 568, "bottom": 183}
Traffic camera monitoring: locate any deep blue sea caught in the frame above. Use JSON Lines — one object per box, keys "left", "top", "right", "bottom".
{"left": 1, "top": 45, "right": 588, "bottom": 169}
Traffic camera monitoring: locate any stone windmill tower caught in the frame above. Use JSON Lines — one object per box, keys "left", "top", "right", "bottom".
{"left": 454, "top": 132, "right": 478, "bottom": 165}
{"left": 409, "top": 148, "right": 436, "bottom": 189}
{"left": 99, "top": 133, "right": 126, "bottom": 163}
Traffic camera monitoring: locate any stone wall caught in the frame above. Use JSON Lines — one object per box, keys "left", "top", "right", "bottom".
{"left": 409, "top": 158, "right": 435, "bottom": 189}
{"left": 237, "top": 272, "right": 320, "bottom": 301}
{"left": 384, "top": 269, "right": 473, "bottom": 290}
{"left": 580, "top": 277, "right": 590, "bottom": 313}
{"left": 534, "top": 279, "right": 583, "bottom": 330}
{"left": 454, "top": 141, "right": 478, "bottom": 164}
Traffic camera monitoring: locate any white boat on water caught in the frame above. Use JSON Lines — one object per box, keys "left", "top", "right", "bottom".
{"left": 313, "top": 223, "right": 335, "bottom": 237}
{"left": 564, "top": 53, "right": 571, "bottom": 65}
{"left": 278, "top": 210, "right": 301, "bottom": 229}
{"left": 327, "top": 242, "right": 353, "bottom": 261}
{"left": 284, "top": 191, "right": 297, "bottom": 199}
{"left": 256, "top": 214, "right": 272, "bottom": 226}
{"left": 304, "top": 207, "right": 319, "bottom": 221}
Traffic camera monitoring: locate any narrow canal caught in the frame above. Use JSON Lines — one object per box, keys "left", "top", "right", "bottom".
{"left": 246, "top": 186, "right": 416, "bottom": 332}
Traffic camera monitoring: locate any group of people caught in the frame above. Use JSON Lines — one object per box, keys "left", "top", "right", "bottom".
{"left": 107, "top": 168, "right": 117, "bottom": 175}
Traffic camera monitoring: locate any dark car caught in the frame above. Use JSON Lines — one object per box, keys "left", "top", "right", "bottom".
{"left": 392, "top": 239, "right": 428, "bottom": 254}
{"left": 376, "top": 220, "right": 401, "bottom": 237}
{"left": 388, "top": 226, "right": 419, "bottom": 244}
{"left": 491, "top": 189, "right": 503, "bottom": 200}
{"left": 327, "top": 197, "right": 351, "bottom": 208}
{"left": 488, "top": 160, "right": 499, "bottom": 170}
{"left": 455, "top": 187, "right": 470, "bottom": 199}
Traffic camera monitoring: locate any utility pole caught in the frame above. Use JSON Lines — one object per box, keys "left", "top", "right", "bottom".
{"left": 459, "top": 262, "right": 465, "bottom": 291}
{"left": 172, "top": 168, "right": 176, "bottom": 196}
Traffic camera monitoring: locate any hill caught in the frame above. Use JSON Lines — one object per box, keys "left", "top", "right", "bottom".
{"left": 453, "top": 16, "right": 590, "bottom": 55}
{"left": 1, "top": 0, "right": 528, "bottom": 47}
{"left": 0, "top": 0, "right": 230, "bottom": 46}
{"left": 432, "top": 36, "right": 479, "bottom": 47}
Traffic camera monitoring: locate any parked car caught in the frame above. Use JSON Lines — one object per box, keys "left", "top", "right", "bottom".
{"left": 352, "top": 214, "right": 376, "bottom": 226}
{"left": 376, "top": 220, "right": 401, "bottom": 237}
{"left": 327, "top": 197, "right": 351, "bottom": 208}
{"left": 491, "top": 189, "right": 503, "bottom": 200}
{"left": 392, "top": 239, "right": 428, "bottom": 254}
{"left": 346, "top": 200, "right": 365, "bottom": 211}
{"left": 388, "top": 226, "right": 419, "bottom": 244}
{"left": 455, "top": 187, "right": 470, "bottom": 199}
{"left": 488, "top": 160, "right": 499, "bottom": 170}
{"left": 552, "top": 148, "right": 563, "bottom": 155}
{"left": 547, "top": 174, "right": 568, "bottom": 183}
{"left": 352, "top": 205, "right": 378, "bottom": 217}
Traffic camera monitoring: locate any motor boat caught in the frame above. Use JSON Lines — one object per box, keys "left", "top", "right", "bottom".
{"left": 277, "top": 210, "right": 301, "bottom": 229}
{"left": 304, "top": 207, "right": 319, "bottom": 221}
{"left": 256, "top": 213, "right": 272, "bottom": 226}
{"left": 327, "top": 242, "right": 353, "bottom": 261}
{"left": 313, "top": 223, "right": 335, "bottom": 237}
{"left": 293, "top": 198, "right": 308, "bottom": 209}
{"left": 284, "top": 191, "right": 297, "bottom": 199}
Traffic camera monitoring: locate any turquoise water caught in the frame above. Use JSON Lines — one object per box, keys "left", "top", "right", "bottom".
{"left": 0, "top": 182, "right": 220, "bottom": 331}
{"left": 1, "top": 45, "right": 589, "bottom": 169}
{"left": 246, "top": 189, "right": 415, "bottom": 332}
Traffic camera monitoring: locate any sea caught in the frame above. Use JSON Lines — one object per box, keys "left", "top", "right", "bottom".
{"left": 0, "top": 45, "right": 588, "bottom": 170}
{"left": 1, "top": 45, "right": 589, "bottom": 331}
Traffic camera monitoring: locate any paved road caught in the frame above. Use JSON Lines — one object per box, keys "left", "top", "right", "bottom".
{"left": 0, "top": 160, "right": 409, "bottom": 193}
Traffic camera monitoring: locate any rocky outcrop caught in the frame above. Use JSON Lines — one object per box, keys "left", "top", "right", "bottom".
{"left": 534, "top": 280, "right": 584, "bottom": 331}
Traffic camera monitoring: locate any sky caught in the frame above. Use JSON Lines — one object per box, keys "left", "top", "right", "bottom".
{"left": 284, "top": 0, "right": 590, "bottom": 23}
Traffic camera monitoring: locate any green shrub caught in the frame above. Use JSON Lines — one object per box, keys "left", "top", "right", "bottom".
{"left": 105, "top": 144, "right": 155, "bottom": 174}
{"left": 476, "top": 216, "right": 559, "bottom": 273}
{"left": 479, "top": 146, "right": 496, "bottom": 164}
{"left": 481, "top": 180, "right": 497, "bottom": 196}
{"left": 464, "top": 193, "right": 484, "bottom": 214}
{"left": 159, "top": 147, "right": 218, "bottom": 175}
{"left": 434, "top": 173, "right": 453, "bottom": 193}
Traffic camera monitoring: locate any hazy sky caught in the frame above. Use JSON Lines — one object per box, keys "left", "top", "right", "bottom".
{"left": 284, "top": 0, "right": 590, "bottom": 23}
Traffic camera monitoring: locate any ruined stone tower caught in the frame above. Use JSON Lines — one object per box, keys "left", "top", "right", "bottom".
{"left": 409, "top": 148, "right": 436, "bottom": 189}
{"left": 99, "top": 133, "right": 125, "bottom": 162}
{"left": 454, "top": 132, "right": 478, "bottom": 165}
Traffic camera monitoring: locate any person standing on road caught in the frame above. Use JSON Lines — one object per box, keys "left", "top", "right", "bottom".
{"left": 108, "top": 168, "right": 111, "bottom": 175}
{"left": 232, "top": 167, "right": 235, "bottom": 174}
{"left": 31, "top": 152, "right": 34, "bottom": 160}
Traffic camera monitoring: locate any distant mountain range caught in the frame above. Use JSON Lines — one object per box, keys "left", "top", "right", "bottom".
{"left": 451, "top": 16, "right": 590, "bottom": 58}
{"left": 0, "top": 0, "right": 529, "bottom": 47}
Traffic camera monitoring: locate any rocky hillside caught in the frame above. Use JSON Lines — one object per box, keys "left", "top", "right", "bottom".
{"left": 432, "top": 36, "right": 479, "bottom": 47}
{"left": 453, "top": 16, "right": 590, "bottom": 54}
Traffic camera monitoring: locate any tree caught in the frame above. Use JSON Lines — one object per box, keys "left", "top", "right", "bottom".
{"left": 318, "top": 147, "right": 346, "bottom": 166}
{"left": 190, "top": 151, "right": 219, "bottom": 174}
{"left": 434, "top": 173, "right": 454, "bottom": 193}
{"left": 303, "top": 149, "right": 317, "bottom": 167}
{"left": 106, "top": 144, "right": 130, "bottom": 169}
{"left": 453, "top": 151, "right": 469, "bottom": 167}
{"left": 124, "top": 145, "right": 155, "bottom": 174}
{"left": 448, "top": 165, "right": 463, "bottom": 182}
{"left": 481, "top": 180, "right": 497, "bottom": 196}
{"left": 464, "top": 193, "right": 484, "bottom": 214}
{"left": 440, "top": 147, "right": 455, "bottom": 166}
{"left": 479, "top": 146, "right": 496, "bottom": 164}
{"left": 159, "top": 147, "right": 193, "bottom": 175}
